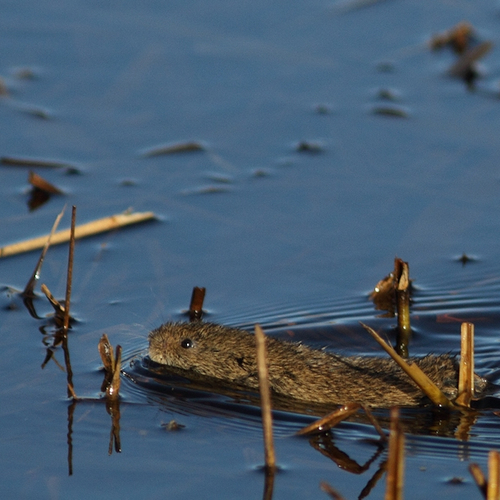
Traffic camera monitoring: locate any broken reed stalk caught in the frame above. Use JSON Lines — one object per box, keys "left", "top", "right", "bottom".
{"left": 63, "top": 206, "right": 76, "bottom": 333}
{"left": 41, "top": 283, "right": 65, "bottom": 316}
{"left": 456, "top": 322, "right": 475, "bottom": 407}
{"left": 0, "top": 210, "right": 156, "bottom": 258}
{"left": 98, "top": 334, "right": 122, "bottom": 399}
{"left": 254, "top": 324, "right": 276, "bottom": 472}
{"left": 470, "top": 451, "right": 500, "bottom": 500}
{"left": 488, "top": 451, "right": 500, "bottom": 500}
{"left": 62, "top": 206, "right": 76, "bottom": 399}
{"left": 384, "top": 408, "right": 405, "bottom": 500}
{"left": 470, "top": 463, "right": 488, "bottom": 498}
{"left": 395, "top": 259, "right": 411, "bottom": 358}
{"left": 360, "top": 322, "right": 455, "bottom": 408}
{"left": 296, "top": 403, "right": 361, "bottom": 436}
{"left": 22, "top": 205, "right": 66, "bottom": 297}
{"left": 189, "top": 286, "right": 206, "bottom": 321}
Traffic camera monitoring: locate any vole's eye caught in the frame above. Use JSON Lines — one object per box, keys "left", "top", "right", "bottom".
{"left": 181, "top": 338, "right": 194, "bottom": 349}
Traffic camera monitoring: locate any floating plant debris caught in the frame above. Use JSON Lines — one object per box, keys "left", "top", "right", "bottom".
{"left": 204, "top": 172, "right": 233, "bottom": 184}
{"left": 296, "top": 141, "right": 324, "bottom": 153}
{"left": 448, "top": 41, "right": 493, "bottom": 80}
{"left": 371, "top": 105, "right": 409, "bottom": 118}
{"left": 0, "top": 210, "right": 156, "bottom": 258}
{"left": 1, "top": 156, "right": 81, "bottom": 174}
{"left": 314, "top": 104, "right": 333, "bottom": 114}
{"left": 181, "top": 185, "right": 230, "bottom": 195}
{"left": 376, "top": 88, "right": 401, "bottom": 102}
{"left": 457, "top": 252, "right": 477, "bottom": 266}
{"left": 28, "top": 171, "right": 62, "bottom": 193}
{"left": 142, "top": 140, "right": 205, "bottom": 157}
{"left": 0, "top": 77, "right": 8, "bottom": 96}
{"left": 27, "top": 171, "right": 63, "bottom": 211}
{"left": 12, "top": 67, "right": 37, "bottom": 80}
{"left": 430, "top": 22, "right": 493, "bottom": 88}
{"left": 430, "top": 21, "right": 475, "bottom": 54}
{"left": 161, "top": 420, "right": 185, "bottom": 431}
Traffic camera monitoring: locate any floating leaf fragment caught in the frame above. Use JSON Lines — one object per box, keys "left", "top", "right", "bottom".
{"left": 371, "top": 105, "right": 409, "bottom": 118}
{"left": 143, "top": 141, "right": 205, "bottom": 157}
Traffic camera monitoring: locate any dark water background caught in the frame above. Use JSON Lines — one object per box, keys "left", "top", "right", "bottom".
{"left": 2, "top": 0, "right": 500, "bottom": 498}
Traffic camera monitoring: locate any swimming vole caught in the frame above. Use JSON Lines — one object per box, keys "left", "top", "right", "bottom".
{"left": 148, "top": 322, "right": 489, "bottom": 407}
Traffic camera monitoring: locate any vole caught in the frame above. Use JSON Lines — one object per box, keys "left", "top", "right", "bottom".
{"left": 148, "top": 322, "right": 489, "bottom": 407}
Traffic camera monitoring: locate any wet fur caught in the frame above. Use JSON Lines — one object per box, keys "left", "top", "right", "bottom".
{"left": 148, "top": 322, "right": 488, "bottom": 407}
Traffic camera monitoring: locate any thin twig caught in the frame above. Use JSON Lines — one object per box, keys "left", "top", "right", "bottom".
{"left": 254, "top": 324, "right": 276, "bottom": 471}
{"left": 63, "top": 206, "right": 76, "bottom": 333}
{"left": 22, "top": 206, "right": 66, "bottom": 296}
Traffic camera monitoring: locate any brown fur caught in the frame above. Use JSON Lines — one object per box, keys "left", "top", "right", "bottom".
{"left": 148, "top": 322, "right": 488, "bottom": 407}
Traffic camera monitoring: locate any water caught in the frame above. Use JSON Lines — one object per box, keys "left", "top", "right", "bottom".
{"left": 1, "top": 0, "right": 500, "bottom": 498}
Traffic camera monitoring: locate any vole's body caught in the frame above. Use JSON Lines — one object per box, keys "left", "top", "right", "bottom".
{"left": 148, "top": 322, "right": 489, "bottom": 407}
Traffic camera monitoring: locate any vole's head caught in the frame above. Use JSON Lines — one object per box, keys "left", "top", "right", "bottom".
{"left": 148, "top": 322, "right": 256, "bottom": 379}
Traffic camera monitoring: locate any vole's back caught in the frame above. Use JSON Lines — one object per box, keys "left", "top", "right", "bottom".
{"left": 148, "top": 322, "right": 487, "bottom": 407}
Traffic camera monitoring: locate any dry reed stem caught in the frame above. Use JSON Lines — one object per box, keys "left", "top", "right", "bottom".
{"left": 488, "top": 451, "right": 500, "bottom": 500}
{"left": 0, "top": 210, "right": 156, "bottom": 258}
{"left": 189, "top": 286, "right": 206, "bottom": 321}
{"left": 109, "top": 346, "right": 122, "bottom": 399}
{"left": 320, "top": 481, "right": 346, "bottom": 500}
{"left": 22, "top": 206, "right": 66, "bottom": 296}
{"left": 384, "top": 408, "right": 405, "bottom": 500}
{"left": 254, "top": 324, "right": 276, "bottom": 471}
{"left": 41, "top": 283, "right": 65, "bottom": 316}
{"left": 470, "top": 463, "right": 487, "bottom": 498}
{"left": 456, "top": 322, "right": 475, "bottom": 407}
{"left": 395, "top": 259, "right": 411, "bottom": 358}
{"left": 360, "top": 322, "right": 455, "bottom": 408}
{"left": 98, "top": 334, "right": 122, "bottom": 399}
{"left": 63, "top": 206, "right": 76, "bottom": 333}
{"left": 296, "top": 403, "right": 361, "bottom": 436}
